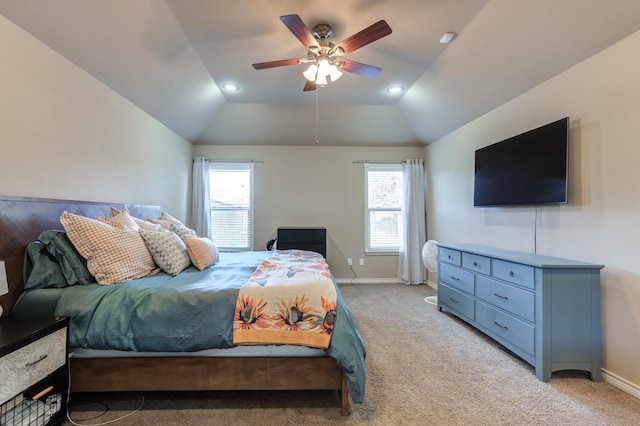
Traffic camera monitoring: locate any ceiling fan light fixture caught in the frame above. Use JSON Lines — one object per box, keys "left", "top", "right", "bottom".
{"left": 315, "top": 72, "right": 328, "bottom": 86}
{"left": 317, "top": 59, "right": 331, "bottom": 75}
{"left": 303, "top": 59, "right": 342, "bottom": 85}
{"left": 303, "top": 64, "right": 318, "bottom": 81}
{"left": 328, "top": 64, "right": 343, "bottom": 82}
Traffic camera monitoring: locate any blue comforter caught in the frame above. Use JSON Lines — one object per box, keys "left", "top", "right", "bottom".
{"left": 13, "top": 251, "right": 367, "bottom": 402}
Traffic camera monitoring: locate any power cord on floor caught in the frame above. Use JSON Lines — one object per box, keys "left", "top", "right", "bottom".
{"left": 66, "top": 397, "right": 145, "bottom": 426}
{"left": 349, "top": 264, "right": 357, "bottom": 284}
{"left": 65, "top": 353, "right": 145, "bottom": 426}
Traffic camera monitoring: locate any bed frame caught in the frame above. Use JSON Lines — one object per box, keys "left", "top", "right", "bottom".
{"left": 0, "top": 195, "right": 349, "bottom": 415}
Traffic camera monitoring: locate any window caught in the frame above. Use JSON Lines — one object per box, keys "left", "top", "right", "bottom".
{"left": 365, "top": 164, "right": 403, "bottom": 253}
{"left": 209, "top": 163, "right": 254, "bottom": 251}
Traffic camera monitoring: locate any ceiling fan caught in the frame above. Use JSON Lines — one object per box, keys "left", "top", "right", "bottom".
{"left": 252, "top": 14, "right": 392, "bottom": 91}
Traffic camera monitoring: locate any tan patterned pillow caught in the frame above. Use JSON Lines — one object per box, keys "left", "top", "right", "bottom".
{"left": 109, "top": 207, "right": 166, "bottom": 232}
{"left": 98, "top": 208, "right": 139, "bottom": 230}
{"left": 60, "top": 211, "right": 159, "bottom": 284}
{"left": 159, "top": 212, "right": 184, "bottom": 226}
{"left": 145, "top": 218, "right": 172, "bottom": 230}
{"left": 133, "top": 217, "right": 167, "bottom": 232}
{"left": 183, "top": 235, "right": 220, "bottom": 270}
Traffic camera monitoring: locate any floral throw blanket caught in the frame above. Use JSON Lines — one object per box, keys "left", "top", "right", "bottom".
{"left": 233, "top": 250, "right": 337, "bottom": 349}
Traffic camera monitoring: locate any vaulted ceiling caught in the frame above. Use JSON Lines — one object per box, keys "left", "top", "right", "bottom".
{"left": 2, "top": 1, "right": 640, "bottom": 146}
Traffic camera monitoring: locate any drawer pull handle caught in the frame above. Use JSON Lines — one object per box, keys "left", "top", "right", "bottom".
{"left": 450, "top": 276, "right": 460, "bottom": 281}
{"left": 25, "top": 354, "right": 48, "bottom": 367}
{"left": 33, "top": 386, "right": 54, "bottom": 401}
{"left": 494, "top": 293, "right": 509, "bottom": 300}
{"left": 473, "top": 261, "right": 478, "bottom": 267}
{"left": 509, "top": 271, "right": 515, "bottom": 277}
{"left": 493, "top": 321, "right": 509, "bottom": 330}
{"left": 448, "top": 255, "right": 452, "bottom": 259}
{"left": 449, "top": 297, "right": 460, "bottom": 304}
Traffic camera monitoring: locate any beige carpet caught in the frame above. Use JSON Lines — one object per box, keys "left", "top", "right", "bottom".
{"left": 64, "top": 283, "right": 640, "bottom": 425}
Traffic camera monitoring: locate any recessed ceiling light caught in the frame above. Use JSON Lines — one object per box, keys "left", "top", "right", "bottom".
{"left": 386, "top": 85, "right": 405, "bottom": 95}
{"left": 439, "top": 32, "right": 457, "bottom": 44}
{"left": 222, "top": 83, "right": 240, "bottom": 92}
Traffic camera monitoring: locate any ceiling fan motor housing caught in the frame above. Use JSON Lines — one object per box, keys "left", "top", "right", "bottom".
{"left": 312, "top": 23, "right": 333, "bottom": 40}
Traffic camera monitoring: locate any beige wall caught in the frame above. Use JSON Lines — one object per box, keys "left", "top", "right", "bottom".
{"left": 0, "top": 16, "right": 191, "bottom": 219}
{"left": 193, "top": 145, "right": 424, "bottom": 280}
{"left": 425, "top": 30, "right": 640, "bottom": 393}
{"left": 4, "top": 4, "right": 639, "bottom": 398}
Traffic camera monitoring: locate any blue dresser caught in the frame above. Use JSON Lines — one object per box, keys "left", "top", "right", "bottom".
{"left": 437, "top": 243, "right": 603, "bottom": 382}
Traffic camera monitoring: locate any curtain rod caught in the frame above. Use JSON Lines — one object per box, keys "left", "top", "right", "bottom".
{"left": 353, "top": 160, "right": 405, "bottom": 164}
{"left": 196, "top": 158, "right": 264, "bottom": 164}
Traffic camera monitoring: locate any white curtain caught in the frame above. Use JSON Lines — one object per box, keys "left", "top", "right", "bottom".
{"left": 398, "top": 159, "right": 427, "bottom": 285}
{"left": 190, "top": 157, "right": 211, "bottom": 238}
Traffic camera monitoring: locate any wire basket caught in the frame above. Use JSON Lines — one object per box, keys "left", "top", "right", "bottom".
{"left": 0, "top": 393, "right": 61, "bottom": 426}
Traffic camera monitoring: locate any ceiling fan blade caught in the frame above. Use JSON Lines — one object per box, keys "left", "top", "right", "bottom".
{"left": 280, "top": 14, "right": 319, "bottom": 49}
{"left": 335, "top": 20, "right": 392, "bottom": 54}
{"left": 303, "top": 80, "right": 317, "bottom": 91}
{"left": 252, "top": 58, "right": 303, "bottom": 70}
{"left": 340, "top": 59, "right": 382, "bottom": 78}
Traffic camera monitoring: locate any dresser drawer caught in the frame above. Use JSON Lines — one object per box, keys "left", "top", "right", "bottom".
{"left": 462, "top": 253, "right": 491, "bottom": 276}
{"left": 439, "top": 247, "right": 461, "bottom": 266}
{"left": 439, "top": 263, "right": 474, "bottom": 295}
{"left": 0, "top": 327, "right": 67, "bottom": 404}
{"left": 476, "top": 276, "right": 535, "bottom": 322}
{"left": 439, "top": 284, "right": 475, "bottom": 321}
{"left": 476, "top": 301, "right": 534, "bottom": 355}
{"left": 492, "top": 259, "right": 534, "bottom": 289}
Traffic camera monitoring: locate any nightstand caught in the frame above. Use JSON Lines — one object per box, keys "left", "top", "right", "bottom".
{"left": 0, "top": 317, "right": 69, "bottom": 425}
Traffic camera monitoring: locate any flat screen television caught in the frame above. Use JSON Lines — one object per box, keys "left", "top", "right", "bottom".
{"left": 473, "top": 117, "right": 569, "bottom": 207}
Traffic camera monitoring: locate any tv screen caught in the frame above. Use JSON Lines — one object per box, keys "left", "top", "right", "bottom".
{"left": 473, "top": 117, "right": 569, "bottom": 207}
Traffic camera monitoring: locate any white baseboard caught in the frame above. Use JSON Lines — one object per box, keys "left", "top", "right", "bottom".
{"left": 335, "top": 278, "right": 399, "bottom": 285}
{"left": 335, "top": 278, "right": 440, "bottom": 287}
{"left": 602, "top": 368, "right": 640, "bottom": 399}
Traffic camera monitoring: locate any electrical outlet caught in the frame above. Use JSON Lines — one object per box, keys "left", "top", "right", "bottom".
{"left": 359, "top": 258, "right": 364, "bottom": 266}
{"left": 347, "top": 258, "right": 353, "bottom": 266}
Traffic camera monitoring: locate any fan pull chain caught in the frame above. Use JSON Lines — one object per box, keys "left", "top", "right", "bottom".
{"left": 315, "top": 88, "right": 319, "bottom": 144}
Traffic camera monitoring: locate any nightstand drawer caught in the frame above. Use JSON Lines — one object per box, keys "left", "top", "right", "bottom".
{"left": 0, "top": 327, "right": 67, "bottom": 404}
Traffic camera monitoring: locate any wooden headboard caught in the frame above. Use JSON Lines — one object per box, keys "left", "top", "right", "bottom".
{"left": 0, "top": 195, "right": 161, "bottom": 317}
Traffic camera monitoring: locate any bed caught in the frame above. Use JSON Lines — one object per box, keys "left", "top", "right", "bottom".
{"left": 0, "top": 195, "right": 366, "bottom": 416}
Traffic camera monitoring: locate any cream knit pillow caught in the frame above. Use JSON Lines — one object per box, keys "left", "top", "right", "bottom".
{"left": 183, "top": 235, "right": 220, "bottom": 271}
